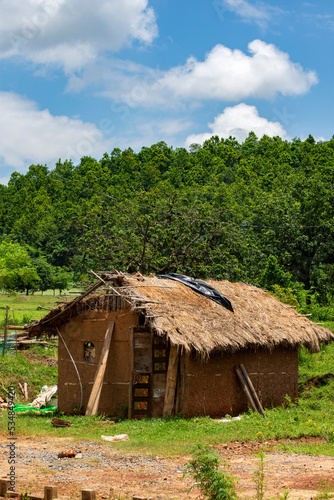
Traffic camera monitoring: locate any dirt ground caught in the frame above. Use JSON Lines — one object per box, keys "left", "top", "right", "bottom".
{"left": 1, "top": 436, "right": 334, "bottom": 500}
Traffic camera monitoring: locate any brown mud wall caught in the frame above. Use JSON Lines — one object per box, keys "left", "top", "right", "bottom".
{"left": 180, "top": 346, "right": 298, "bottom": 417}
{"left": 58, "top": 307, "right": 139, "bottom": 415}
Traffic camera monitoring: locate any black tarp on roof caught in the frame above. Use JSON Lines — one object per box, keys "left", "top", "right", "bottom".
{"left": 156, "top": 273, "right": 234, "bottom": 313}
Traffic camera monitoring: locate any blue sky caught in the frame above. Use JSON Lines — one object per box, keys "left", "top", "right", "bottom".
{"left": 0, "top": 0, "right": 333, "bottom": 184}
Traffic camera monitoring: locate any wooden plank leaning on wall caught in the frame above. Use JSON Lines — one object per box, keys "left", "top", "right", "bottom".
{"left": 85, "top": 321, "right": 114, "bottom": 416}
{"left": 163, "top": 344, "right": 180, "bottom": 418}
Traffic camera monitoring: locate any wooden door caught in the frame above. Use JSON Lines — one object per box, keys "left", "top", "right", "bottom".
{"left": 130, "top": 327, "right": 152, "bottom": 419}
{"left": 151, "top": 335, "right": 169, "bottom": 417}
{"left": 130, "top": 328, "right": 169, "bottom": 419}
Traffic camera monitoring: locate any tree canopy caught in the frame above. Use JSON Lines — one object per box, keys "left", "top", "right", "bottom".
{"left": 0, "top": 134, "right": 333, "bottom": 304}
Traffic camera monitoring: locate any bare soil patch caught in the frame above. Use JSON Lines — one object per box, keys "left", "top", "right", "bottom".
{"left": 1, "top": 436, "right": 333, "bottom": 500}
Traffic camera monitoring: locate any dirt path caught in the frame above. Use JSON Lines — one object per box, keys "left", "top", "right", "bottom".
{"left": 1, "top": 436, "right": 334, "bottom": 500}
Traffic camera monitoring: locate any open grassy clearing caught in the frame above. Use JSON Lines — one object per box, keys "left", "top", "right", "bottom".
{"left": 0, "top": 289, "right": 82, "bottom": 329}
{"left": 0, "top": 292, "right": 334, "bottom": 459}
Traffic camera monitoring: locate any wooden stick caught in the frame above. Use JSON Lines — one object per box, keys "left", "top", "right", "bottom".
{"left": 18, "top": 382, "right": 26, "bottom": 397}
{"left": 163, "top": 345, "right": 180, "bottom": 418}
{"left": 85, "top": 321, "right": 114, "bottom": 416}
{"left": 240, "top": 364, "right": 266, "bottom": 418}
{"left": 3, "top": 306, "right": 8, "bottom": 355}
{"left": 115, "top": 285, "right": 172, "bottom": 289}
{"left": 38, "top": 306, "right": 52, "bottom": 311}
{"left": 89, "top": 270, "right": 123, "bottom": 297}
{"left": 0, "top": 381, "right": 14, "bottom": 397}
{"left": 91, "top": 271, "right": 164, "bottom": 305}
{"left": 17, "top": 340, "right": 57, "bottom": 347}
{"left": 120, "top": 296, "right": 162, "bottom": 303}
{"left": 24, "top": 382, "right": 28, "bottom": 400}
{"left": 40, "top": 279, "right": 105, "bottom": 326}
{"left": 235, "top": 366, "right": 258, "bottom": 414}
{"left": 6, "top": 325, "right": 26, "bottom": 330}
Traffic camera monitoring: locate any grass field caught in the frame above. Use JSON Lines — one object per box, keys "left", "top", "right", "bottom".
{"left": 0, "top": 289, "right": 81, "bottom": 330}
{"left": 0, "top": 292, "right": 334, "bottom": 458}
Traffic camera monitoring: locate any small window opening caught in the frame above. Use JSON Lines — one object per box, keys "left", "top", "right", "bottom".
{"left": 138, "top": 313, "right": 146, "bottom": 326}
{"left": 84, "top": 342, "right": 95, "bottom": 363}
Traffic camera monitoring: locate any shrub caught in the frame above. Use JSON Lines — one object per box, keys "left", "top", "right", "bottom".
{"left": 184, "top": 444, "right": 238, "bottom": 500}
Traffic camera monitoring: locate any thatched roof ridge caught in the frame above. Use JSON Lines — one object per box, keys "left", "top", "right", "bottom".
{"left": 124, "top": 275, "right": 333, "bottom": 355}
{"left": 27, "top": 273, "right": 334, "bottom": 354}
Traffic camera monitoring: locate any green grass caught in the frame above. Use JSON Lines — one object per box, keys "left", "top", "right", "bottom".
{"left": 0, "top": 344, "right": 58, "bottom": 401}
{"left": 1, "top": 406, "right": 334, "bottom": 457}
{"left": 0, "top": 290, "right": 70, "bottom": 330}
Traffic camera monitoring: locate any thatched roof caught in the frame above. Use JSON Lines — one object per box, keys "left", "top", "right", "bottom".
{"left": 27, "top": 272, "right": 334, "bottom": 355}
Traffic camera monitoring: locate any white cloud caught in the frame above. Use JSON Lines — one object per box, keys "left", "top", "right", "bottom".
{"left": 185, "top": 103, "right": 289, "bottom": 146}
{"left": 0, "top": 175, "right": 11, "bottom": 186}
{"left": 99, "top": 40, "right": 318, "bottom": 107}
{"left": 134, "top": 118, "right": 194, "bottom": 146}
{"left": 0, "top": 0, "right": 157, "bottom": 72}
{"left": 221, "top": 0, "right": 284, "bottom": 28}
{"left": 0, "top": 91, "right": 113, "bottom": 171}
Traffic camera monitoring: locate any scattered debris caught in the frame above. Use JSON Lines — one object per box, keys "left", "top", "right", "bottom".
{"left": 52, "top": 418, "right": 72, "bottom": 428}
{"left": 13, "top": 404, "right": 55, "bottom": 414}
{"left": 31, "top": 385, "right": 57, "bottom": 409}
{"left": 215, "top": 416, "right": 242, "bottom": 423}
{"left": 18, "top": 382, "right": 29, "bottom": 400}
{"left": 0, "top": 394, "right": 8, "bottom": 410}
{"left": 101, "top": 434, "right": 129, "bottom": 442}
{"left": 58, "top": 449, "right": 81, "bottom": 458}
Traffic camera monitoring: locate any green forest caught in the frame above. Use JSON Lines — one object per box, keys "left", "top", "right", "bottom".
{"left": 0, "top": 133, "right": 333, "bottom": 316}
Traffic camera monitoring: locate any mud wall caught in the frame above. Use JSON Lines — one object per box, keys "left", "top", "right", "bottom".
{"left": 180, "top": 346, "right": 298, "bottom": 417}
{"left": 58, "top": 307, "right": 139, "bottom": 415}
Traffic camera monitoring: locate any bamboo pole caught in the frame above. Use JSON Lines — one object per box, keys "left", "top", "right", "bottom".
{"left": 163, "top": 345, "right": 180, "bottom": 418}
{"left": 2, "top": 306, "right": 9, "bottom": 355}
{"left": 240, "top": 364, "right": 266, "bottom": 418}
{"left": 235, "top": 366, "right": 258, "bottom": 414}
{"left": 24, "top": 382, "right": 28, "bottom": 400}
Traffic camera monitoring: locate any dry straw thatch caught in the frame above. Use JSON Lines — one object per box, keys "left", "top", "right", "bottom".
{"left": 27, "top": 273, "right": 334, "bottom": 356}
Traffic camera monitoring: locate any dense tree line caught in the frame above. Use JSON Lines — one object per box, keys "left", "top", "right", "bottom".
{"left": 0, "top": 133, "right": 333, "bottom": 308}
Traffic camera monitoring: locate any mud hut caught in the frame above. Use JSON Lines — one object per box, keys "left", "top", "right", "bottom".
{"left": 27, "top": 271, "right": 334, "bottom": 418}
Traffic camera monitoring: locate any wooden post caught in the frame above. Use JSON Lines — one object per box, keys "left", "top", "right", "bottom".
{"left": 0, "top": 479, "right": 8, "bottom": 496}
{"left": 82, "top": 490, "right": 96, "bottom": 500}
{"left": 128, "top": 327, "right": 134, "bottom": 419}
{"left": 163, "top": 344, "right": 180, "bottom": 418}
{"left": 44, "top": 486, "right": 58, "bottom": 500}
{"left": 235, "top": 366, "right": 258, "bottom": 414}
{"left": 24, "top": 382, "right": 28, "bottom": 400}
{"left": 240, "top": 364, "right": 266, "bottom": 418}
{"left": 2, "top": 305, "right": 9, "bottom": 355}
{"left": 85, "top": 321, "right": 114, "bottom": 416}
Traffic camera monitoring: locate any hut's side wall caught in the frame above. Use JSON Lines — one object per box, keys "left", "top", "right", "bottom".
{"left": 181, "top": 347, "right": 298, "bottom": 417}
{"left": 58, "top": 307, "right": 139, "bottom": 415}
